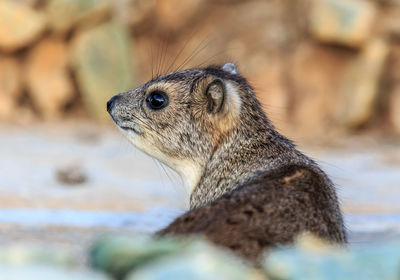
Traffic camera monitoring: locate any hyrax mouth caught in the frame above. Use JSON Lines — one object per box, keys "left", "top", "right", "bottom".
{"left": 118, "top": 122, "right": 142, "bottom": 134}
{"left": 112, "top": 114, "right": 143, "bottom": 134}
{"left": 107, "top": 95, "right": 143, "bottom": 135}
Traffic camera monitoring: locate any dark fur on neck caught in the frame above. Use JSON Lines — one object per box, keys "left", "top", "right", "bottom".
{"left": 189, "top": 66, "right": 300, "bottom": 208}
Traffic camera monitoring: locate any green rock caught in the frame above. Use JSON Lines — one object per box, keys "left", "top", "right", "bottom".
{"left": 90, "top": 235, "right": 186, "bottom": 279}
{"left": 338, "top": 39, "right": 389, "bottom": 127}
{"left": 126, "top": 241, "right": 259, "bottom": 280}
{"left": 263, "top": 235, "right": 400, "bottom": 280}
{"left": 309, "top": 0, "right": 377, "bottom": 48}
{"left": 46, "top": 0, "right": 112, "bottom": 33}
{"left": 71, "top": 22, "right": 135, "bottom": 120}
{"left": 90, "top": 235, "right": 260, "bottom": 280}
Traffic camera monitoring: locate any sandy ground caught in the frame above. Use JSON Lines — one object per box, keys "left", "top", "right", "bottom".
{"left": 0, "top": 122, "right": 400, "bottom": 264}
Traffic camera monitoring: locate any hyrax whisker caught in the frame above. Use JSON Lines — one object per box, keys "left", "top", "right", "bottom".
{"left": 174, "top": 36, "right": 210, "bottom": 72}
{"left": 129, "top": 113, "right": 170, "bottom": 142}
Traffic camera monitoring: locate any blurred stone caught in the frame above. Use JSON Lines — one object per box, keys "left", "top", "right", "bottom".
{"left": 0, "top": 55, "right": 21, "bottom": 120}
{"left": 113, "top": 0, "right": 156, "bottom": 28}
{"left": 0, "top": 265, "right": 110, "bottom": 280}
{"left": 291, "top": 43, "right": 353, "bottom": 136}
{"left": 387, "top": 44, "right": 400, "bottom": 133}
{"left": 46, "top": 0, "right": 112, "bottom": 33}
{"left": 379, "top": 0, "right": 400, "bottom": 4}
{"left": 246, "top": 53, "right": 290, "bottom": 127}
{"left": 263, "top": 234, "right": 400, "bottom": 280}
{"left": 56, "top": 165, "right": 87, "bottom": 185}
{"left": 339, "top": 39, "right": 389, "bottom": 128}
{"left": 26, "top": 37, "right": 74, "bottom": 119}
{"left": 155, "top": 0, "right": 204, "bottom": 32}
{"left": 381, "top": 8, "right": 400, "bottom": 39}
{"left": 309, "top": 0, "right": 377, "bottom": 48}
{"left": 222, "top": 1, "right": 289, "bottom": 50}
{"left": 91, "top": 235, "right": 260, "bottom": 280}
{"left": 390, "top": 89, "right": 400, "bottom": 133}
{"left": 91, "top": 235, "right": 186, "bottom": 280}
{"left": 12, "top": 0, "right": 42, "bottom": 7}
{"left": 128, "top": 241, "right": 261, "bottom": 280}
{"left": 0, "top": 1, "right": 46, "bottom": 52}
{"left": 71, "top": 22, "right": 135, "bottom": 119}
{"left": 13, "top": 107, "right": 37, "bottom": 125}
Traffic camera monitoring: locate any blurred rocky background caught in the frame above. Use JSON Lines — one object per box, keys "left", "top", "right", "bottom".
{"left": 2, "top": 0, "right": 400, "bottom": 279}
{"left": 1, "top": 0, "right": 400, "bottom": 140}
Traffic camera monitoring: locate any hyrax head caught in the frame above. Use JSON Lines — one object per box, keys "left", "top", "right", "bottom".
{"left": 107, "top": 63, "right": 260, "bottom": 192}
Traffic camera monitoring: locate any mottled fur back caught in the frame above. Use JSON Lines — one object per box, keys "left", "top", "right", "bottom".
{"left": 160, "top": 164, "right": 346, "bottom": 263}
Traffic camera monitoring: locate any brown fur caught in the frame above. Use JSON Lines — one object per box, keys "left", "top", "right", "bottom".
{"left": 107, "top": 63, "right": 346, "bottom": 264}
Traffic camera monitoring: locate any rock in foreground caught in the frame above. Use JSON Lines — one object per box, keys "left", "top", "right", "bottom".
{"left": 91, "top": 235, "right": 261, "bottom": 280}
{"left": 263, "top": 234, "right": 400, "bottom": 280}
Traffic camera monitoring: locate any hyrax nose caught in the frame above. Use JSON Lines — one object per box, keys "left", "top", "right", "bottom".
{"left": 107, "top": 95, "right": 119, "bottom": 113}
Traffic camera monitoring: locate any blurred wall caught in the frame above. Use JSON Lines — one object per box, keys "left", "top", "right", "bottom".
{"left": 0, "top": 0, "right": 400, "bottom": 139}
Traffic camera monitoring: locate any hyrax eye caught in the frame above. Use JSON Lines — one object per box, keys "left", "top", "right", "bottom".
{"left": 146, "top": 91, "right": 169, "bottom": 110}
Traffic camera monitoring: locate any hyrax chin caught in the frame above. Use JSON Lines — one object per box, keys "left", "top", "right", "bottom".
{"left": 107, "top": 63, "right": 346, "bottom": 263}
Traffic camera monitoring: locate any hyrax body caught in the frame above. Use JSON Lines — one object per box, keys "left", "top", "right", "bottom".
{"left": 107, "top": 63, "right": 346, "bottom": 263}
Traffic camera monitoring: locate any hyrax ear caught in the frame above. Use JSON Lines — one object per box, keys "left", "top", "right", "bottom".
{"left": 201, "top": 77, "right": 242, "bottom": 134}
{"left": 206, "top": 78, "right": 225, "bottom": 114}
{"left": 194, "top": 76, "right": 241, "bottom": 128}
{"left": 221, "top": 62, "right": 237, "bottom": 75}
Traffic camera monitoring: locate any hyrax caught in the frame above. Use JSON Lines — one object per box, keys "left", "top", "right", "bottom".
{"left": 107, "top": 63, "right": 346, "bottom": 263}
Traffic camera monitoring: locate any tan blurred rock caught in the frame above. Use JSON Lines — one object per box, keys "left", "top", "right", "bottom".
{"left": 291, "top": 43, "right": 353, "bottom": 135}
{"left": 0, "top": 55, "right": 22, "bottom": 120}
{"left": 380, "top": 8, "right": 400, "bottom": 39}
{"left": 246, "top": 53, "right": 290, "bottom": 127}
{"left": 309, "top": 0, "right": 377, "bottom": 48}
{"left": 13, "top": 0, "right": 41, "bottom": 7}
{"left": 386, "top": 44, "right": 400, "bottom": 133}
{"left": 46, "top": 0, "right": 112, "bottom": 33}
{"left": 0, "top": 1, "right": 46, "bottom": 52}
{"left": 113, "top": 0, "right": 156, "bottom": 28}
{"left": 390, "top": 88, "right": 400, "bottom": 133}
{"left": 26, "top": 37, "right": 74, "bottom": 119}
{"left": 155, "top": 0, "right": 204, "bottom": 32}
{"left": 71, "top": 22, "right": 135, "bottom": 120}
{"left": 339, "top": 39, "right": 389, "bottom": 128}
